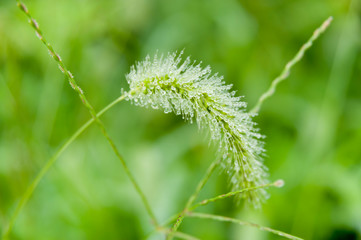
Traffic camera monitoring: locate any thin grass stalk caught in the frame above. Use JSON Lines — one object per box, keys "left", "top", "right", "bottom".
{"left": 250, "top": 16, "right": 333, "bottom": 113}
{"left": 190, "top": 180, "right": 284, "bottom": 210}
{"left": 187, "top": 212, "right": 303, "bottom": 240}
{"left": 168, "top": 232, "right": 199, "bottom": 240}
{"left": 10, "top": 0, "right": 157, "bottom": 234}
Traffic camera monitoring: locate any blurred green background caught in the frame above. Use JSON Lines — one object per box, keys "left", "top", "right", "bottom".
{"left": 0, "top": 0, "right": 360, "bottom": 239}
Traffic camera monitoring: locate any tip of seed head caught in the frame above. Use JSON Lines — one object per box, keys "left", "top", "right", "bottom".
{"left": 274, "top": 179, "right": 284, "bottom": 188}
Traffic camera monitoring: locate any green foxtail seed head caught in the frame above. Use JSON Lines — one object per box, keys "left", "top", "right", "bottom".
{"left": 124, "top": 51, "right": 268, "bottom": 206}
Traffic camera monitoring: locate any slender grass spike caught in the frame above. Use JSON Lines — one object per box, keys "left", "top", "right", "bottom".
{"left": 124, "top": 51, "right": 268, "bottom": 206}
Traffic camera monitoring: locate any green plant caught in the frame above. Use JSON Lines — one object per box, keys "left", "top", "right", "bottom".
{"left": 2, "top": 1, "right": 332, "bottom": 239}
{"left": 125, "top": 51, "right": 268, "bottom": 206}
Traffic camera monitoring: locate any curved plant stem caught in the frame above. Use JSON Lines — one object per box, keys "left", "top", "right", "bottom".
{"left": 2, "top": 95, "right": 127, "bottom": 239}
{"left": 187, "top": 212, "right": 303, "bottom": 240}
{"left": 15, "top": 0, "right": 158, "bottom": 232}
{"left": 167, "top": 158, "right": 221, "bottom": 239}
{"left": 250, "top": 16, "right": 333, "bottom": 114}
{"left": 190, "top": 180, "right": 283, "bottom": 210}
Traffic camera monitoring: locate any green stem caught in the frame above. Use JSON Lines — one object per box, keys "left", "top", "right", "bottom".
{"left": 167, "top": 158, "right": 221, "bottom": 239}
{"left": 190, "top": 180, "right": 283, "bottom": 211}
{"left": 250, "top": 16, "right": 333, "bottom": 114}
{"left": 15, "top": 0, "right": 158, "bottom": 230}
{"left": 2, "top": 95, "right": 126, "bottom": 239}
{"left": 187, "top": 212, "right": 303, "bottom": 240}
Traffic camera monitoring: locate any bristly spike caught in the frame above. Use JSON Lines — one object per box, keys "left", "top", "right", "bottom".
{"left": 125, "top": 52, "right": 269, "bottom": 207}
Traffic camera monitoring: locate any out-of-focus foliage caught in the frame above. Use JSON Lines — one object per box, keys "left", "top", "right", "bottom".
{"left": 0, "top": 0, "right": 360, "bottom": 239}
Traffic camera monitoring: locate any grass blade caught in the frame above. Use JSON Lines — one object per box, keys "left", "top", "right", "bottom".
{"left": 187, "top": 212, "right": 303, "bottom": 240}
{"left": 251, "top": 17, "right": 333, "bottom": 113}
